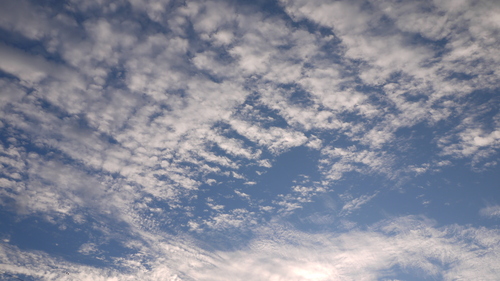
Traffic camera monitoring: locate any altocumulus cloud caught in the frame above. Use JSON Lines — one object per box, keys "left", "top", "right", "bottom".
{"left": 0, "top": 0, "right": 499, "bottom": 280}
{"left": 1, "top": 216, "right": 499, "bottom": 280}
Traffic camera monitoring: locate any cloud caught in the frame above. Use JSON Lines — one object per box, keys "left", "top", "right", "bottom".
{"left": 0, "top": 43, "right": 83, "bottom": 88}
{"left": 280, "top": 0, "right": 500, "bottom": 152}
{"left": 202, "top": 208, "right": 258, "bottom": 230}
{"left": 480, "top": 205, "right": 500, "bottom": 218}
{"left": 441, "top": 127, "right": 500, "bottom": 158}
{"left": 438, "top": 103, "right": 500, "bottom": 168}
{"left": 0, "top": 0, "right": 500, "bottom": 280}
{"left": 341, "top": 192, "right": 378, "bottom": 215}
{"left": 2, "top": 216, "right": 500, "bottom": 280}
{"left": 320, "top": 146, "right": 394, "bottom": 182}
{"left": 0, "top": 0, "right": 54, "bottom": 40}
{"left": 78, "top": 243, "right": 99, "bottom": 255}
{"left": 229, "top": 119, "right": 308, "bottom": 154}
{"left": 1, "top": 0, "right": 496, "bottom": 218}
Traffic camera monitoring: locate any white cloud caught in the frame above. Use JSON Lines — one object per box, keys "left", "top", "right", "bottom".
{"left": 0, "top": 0, "right": 500, "bottom": 280}
{"left": 341, "top": 192, "right": 378, "bottom": 215}
{"left": 280, "top": 0, "right": 500, "bottom": 153}
{"left": 306, "top": 135, "right": 323, "bottom": 150}
{"left": 201, "top": 208, "right": 257, "bottom": 230}
{"left": 0, "top": 0, "right": 54, "bottom": 40}
{"left": 234, "top": 190, "right": 250, "bottom": 199}
{"left": 0, "top": 44, "right": 83, "bottom": 88}
{"left": 229, "top": 119, "right": 308, "bottom": 154}
{"left": 320, "top": 146, "right": 394, "bottom": 182}
{"left": 2, "top": 216, "right": 499, "bottom": 281}
{"left": 480, "top": 205, "right": 500, "bottom": 218}
{"left": 78, "top": 243, "right": 99, "bottom": 255}
{"left": 440, "top": 127, "right": 500, "bottom": 159}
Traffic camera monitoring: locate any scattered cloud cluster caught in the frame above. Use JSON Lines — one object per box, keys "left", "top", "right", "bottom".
{"left": 0, "top": 0, "right": 499, "bottom": 279}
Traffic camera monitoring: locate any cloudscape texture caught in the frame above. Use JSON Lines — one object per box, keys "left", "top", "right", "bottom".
{"left": 0, "top": 0, "right": 499, "bottom": 280}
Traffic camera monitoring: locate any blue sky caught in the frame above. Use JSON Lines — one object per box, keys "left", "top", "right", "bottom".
{"left": 0, "top": 0, "right": 499, "bottom": 280}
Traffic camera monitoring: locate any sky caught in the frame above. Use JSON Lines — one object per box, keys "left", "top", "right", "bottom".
{"left": 0, "top": 0, "right": 499, "bottom": 280}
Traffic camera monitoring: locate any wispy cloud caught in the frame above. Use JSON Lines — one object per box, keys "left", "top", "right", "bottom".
{"left": 2, "top": 216, "right": 500, "bottom": 280}
{"left": 341, "top": 192, "right": 379, "bottom": 215}
{"left": 480, "top": 205, "right": 500, "bottom": 218}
